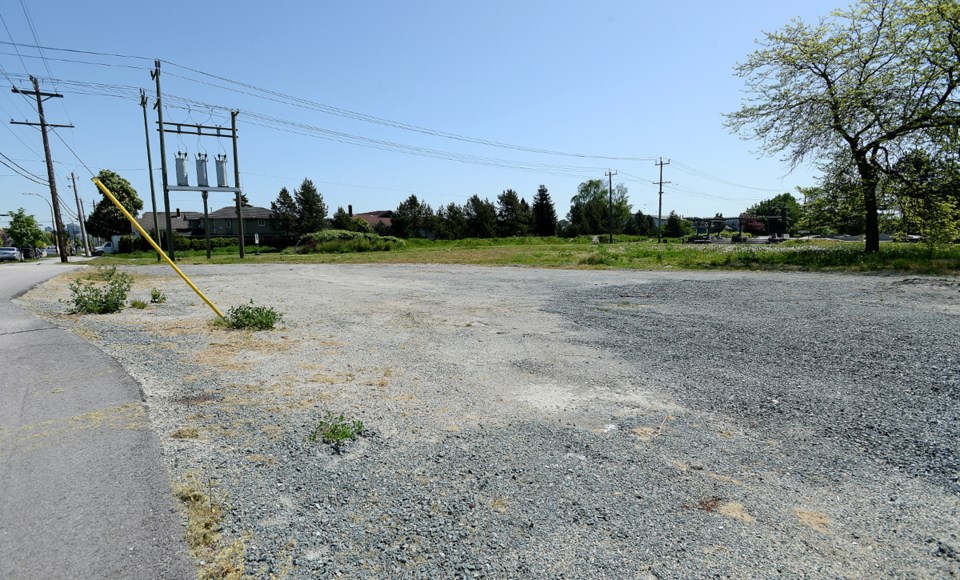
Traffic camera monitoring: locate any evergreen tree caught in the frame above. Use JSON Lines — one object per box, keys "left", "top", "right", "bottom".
{"left": 496, "top": 189, "right": 529, "bottom": 237}
{"left": 664, "top": 211, "right": 691, "bottom": 238}
{"left": 464, "top": 195, "right": 497, "bottom": 238}
{"left": 436, "top": 202, "right": 467, "bottom": 240}
{"left": 331, "top": 206, "right": 353, "bottom": 230}
{"left": 85, "top": 169, "right": 143, "bottom": 239}
{"left": 270, "top": 187, "right": 298, "bottom": 235}
{"left": 294, "top": 178, "right": 327, "bottom": 234}
{"left": 391, "top": 195, "right": 435, "bottom": 238}
{"left": 531, "top": 185, "right": 558, "bottom": 236}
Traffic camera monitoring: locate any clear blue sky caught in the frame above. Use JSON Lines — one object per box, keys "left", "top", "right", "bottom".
{"left": 0, "top": 0, "right": 844, "bottom": 232}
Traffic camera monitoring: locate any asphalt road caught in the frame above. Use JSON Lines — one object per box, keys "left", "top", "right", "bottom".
{"left": 0, "top": 260, "right": 193, "bottom": 579}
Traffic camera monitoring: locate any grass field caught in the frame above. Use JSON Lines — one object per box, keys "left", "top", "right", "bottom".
{"left": 96, "top": 237, "right": 960, "bottom": 274}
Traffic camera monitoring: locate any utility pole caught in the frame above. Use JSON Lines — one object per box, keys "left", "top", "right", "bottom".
{"left": 140, "top": 89, "right": 161, "bottom": 261}
{"left": 71, "top": 172, "right": 91, "bottom": 256}
{"left": 11, "top": 76, "right": 74, "bottom": 263}
{"left": 605, "top": 170, "right": 617, "bottom": 244}
{"left": 152, "top": 60, "right": 175, "bottom": 260}
{"left": 654, "top": 158, "right": 671, "bottom": 243}
{"left": 231, "top": 110, "right": 245, "bottom": 258}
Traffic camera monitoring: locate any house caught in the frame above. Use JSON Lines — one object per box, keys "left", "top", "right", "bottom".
{"left": 137, "top": 209, "right": 203, "bottom": 237}
{"left": 354, "top": 210, "right": 392, "bottom": 230}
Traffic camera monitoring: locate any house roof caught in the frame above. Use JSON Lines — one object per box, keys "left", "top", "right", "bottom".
{"left": 137, "top": 211, "right": 202, "bottom": 233}
{"left": 354, "top": 210, "right": 392, "bottom": 227}
{"left": 208, "top": 206, "right": 274, "bottom": 219}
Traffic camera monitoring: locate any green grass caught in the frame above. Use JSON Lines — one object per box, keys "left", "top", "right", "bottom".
{"left": 92, "top": 238, "right": 960, "bottom": 274}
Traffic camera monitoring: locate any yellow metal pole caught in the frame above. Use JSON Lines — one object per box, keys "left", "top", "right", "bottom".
{"left": 92, "top": 177, "right": 225, "bottom": 319}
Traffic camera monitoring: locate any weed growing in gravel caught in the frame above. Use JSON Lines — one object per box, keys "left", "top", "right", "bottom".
{"left": 130, "top": 299, "right": 147, "bottom": 310}
{"left": 67, "top": 268, "right": 133, "bottom": 314}
{"left": 216, "top": 300, "right": 283, "bottom": 331}
{"left": 309, "top": 411, "right": 364, "bottom": 445}
{"left": 150, "top": 288, "right": 167, "bottom": 304}
{"left": 173, "top": 473, "right": 245, "bottom": 579}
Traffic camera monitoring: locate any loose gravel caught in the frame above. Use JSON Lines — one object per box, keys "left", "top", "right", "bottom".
{"left": 18, "top": 264, "right": 960, "bottom": 578}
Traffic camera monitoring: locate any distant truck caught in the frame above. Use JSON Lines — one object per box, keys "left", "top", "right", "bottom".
{"left": 93, "top": 241, "right": 115, "bottom": 256}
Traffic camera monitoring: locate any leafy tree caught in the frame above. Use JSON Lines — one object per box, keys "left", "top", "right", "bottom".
{"left": 496, "top": 189, "right": 530, "bottom": 237}
{"left": 391, "top": 195, "right": 435, "bottom": 238}
{"left": 887, "top": 149, "right": 960, "bottom": 248}
{"left": 726, "top": 0, "right": 960, "bottom": 253}
{"left": 86, "top": 170, "right": 143, "bottom": 239}
{"left": 531, "top": 185, "right": 558, "bottom": 236}
{"left": 6, "top": 208, "right": 47, "bottom": 248}
{"left": 744, "top": 193, "right": 803, "bottom": 236}
{"left": 567, "top": 179, "right": 631, "bottom": 237}
{"left": 664, "top": 211, "right": 692, "bottom": 238}
{"left": 270, "top": 187, "right": 298, "bottom": 235}
{"left": 294, "top": 178, "right": 327, "bottom": 234}
{"left": 463, "top": 195, "right": 497, "bottom": 238}
{"left": 436, "top": 202, "right": 467, "bottom": 240}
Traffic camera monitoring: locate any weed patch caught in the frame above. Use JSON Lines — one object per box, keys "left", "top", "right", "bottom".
{"left": 130, "top": 299, "right": 147, "bottom": 309}
{"left": 150, "top": 288, "right": 167, "bottom": 304}
{"left": 309, "top": 411, "right": 364, "bottom": 449}
{"left": 66, "top": 267, "right": 133, "bottom": 314}
{"left": 215, "top": 300, "right": 283, "bottom": 331}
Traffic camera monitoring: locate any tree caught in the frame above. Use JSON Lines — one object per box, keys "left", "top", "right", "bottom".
{"left": 436, "top": 202, "right": 467, "bottom": 240}
{"left": 567, "top": 179, "right": 631, "bottom": 237}
{"left": 745, "top": 193, "right": 803, "bottom": 236}
{"left": 531, "top": 185, "right": 558, "bottom": 236}
{"left": 887, "top": 149, "right": 960, "bottom": 248}
{"left": 270, "top": 187, "right": 298, "bottom": 235}
{"left": 331, "top": 206, "right": 354, "bottom": 230}
{"left": 294, "top": 178, "right": 327, "bottom": 234}
{"left": 496, "top": 189, "right": 530, "bottom": 237}
{"left": 6, "top": 208, "right": 47, "bottom": 248}
{"left": 726, "top": 0, "right": 960, "bottom": 253}
{"left": 629, "top": 210, "right": 656, "bottom": 237}
{"left": 463, "top": 195, "right": 497, "bottom": 238}
{"left": 664, "top": 211, "right": 692, "bottom": 238}
{"left": 85, "top": 170, "right": 143, "bottom": 239}
{"left": 391, "top": 195, "right": 435, "bottom": 238}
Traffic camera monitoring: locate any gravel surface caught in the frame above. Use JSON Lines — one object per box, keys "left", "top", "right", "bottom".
{"left": 18, "top": 264, "right": 960, "bottom": 578}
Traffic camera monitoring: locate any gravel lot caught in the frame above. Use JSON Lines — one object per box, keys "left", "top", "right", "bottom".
{"left": 19, "top": 264, "right": 960, "bottom": 578}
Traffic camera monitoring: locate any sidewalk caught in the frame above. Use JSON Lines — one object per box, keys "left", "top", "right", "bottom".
{"left": 0, "top": 261, "right": 194, "bottom": 579}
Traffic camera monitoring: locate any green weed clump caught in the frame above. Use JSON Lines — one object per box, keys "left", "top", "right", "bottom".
{"left": 67, "top": 267, "right": 133, "bottom": 314}
{"left": 150, "top": 288, "right": 167, "bottom": 304}
{"left": 130, "top": 299, "right": 148, "bottom": 309}
{"left": 292, "top": 230, "right": 405, "bottom": 254}
{"left": 219, "top": 300, "right": 283, "bottom": 330}
{"left": 309, "top": 411, "right": 364, "bottom": 445}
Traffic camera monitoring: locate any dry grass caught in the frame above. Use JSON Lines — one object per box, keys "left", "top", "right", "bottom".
{"left": 174, "top": 472, "right": 245, "bottom": 579}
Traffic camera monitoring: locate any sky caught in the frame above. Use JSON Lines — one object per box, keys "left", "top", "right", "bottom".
{"left": 0, "top": 0, "right": 846, "bottom": 233}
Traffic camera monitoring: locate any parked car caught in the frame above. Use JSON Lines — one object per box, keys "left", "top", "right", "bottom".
{"left": 0, "top": 247, "right": 24, "bottom": 262}
{"left": 45, "top": 245, "right": 58, "bottom": 256}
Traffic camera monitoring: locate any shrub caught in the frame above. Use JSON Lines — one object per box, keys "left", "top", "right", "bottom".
{"left": 68, "top": 269, "right": 133, "bottom": 314}
{"left": 293, "top": 230, "right": 404, "bottom": 254}
{"left": 219, "top": 300, "right": 283, "bottom": 330}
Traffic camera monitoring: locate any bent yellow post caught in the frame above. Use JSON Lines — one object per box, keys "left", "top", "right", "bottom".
{"left": 92, "top": 177, "right": 225, "bottom": 319}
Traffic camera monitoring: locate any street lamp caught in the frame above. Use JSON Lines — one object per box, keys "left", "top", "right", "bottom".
{"left": 22, "top": 192, "right": 57, "bottom": 254}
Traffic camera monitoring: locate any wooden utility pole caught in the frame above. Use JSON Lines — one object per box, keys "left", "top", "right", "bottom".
{"left": 140, "top": 89, "right": 161, "bottom": 261}
{"left": 231, "top": 110, "right": 245, "bottom": 258}
{"left": 152, "top": 60, "right": 175, "bottom": 259}
{"left": 654, "top": 158, "right": 671, "bottom": 243}
{"left": 71, "top": 172, "right": 91, "bottom": 256}
{"left": 11, "top": 76, "right": 73, "bottom": 262}
{"left": 605, "top": 170, "right": 617, "bottom": 244}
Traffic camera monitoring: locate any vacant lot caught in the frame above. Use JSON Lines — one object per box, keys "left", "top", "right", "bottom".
{"left": 20, "top": 265, "right": 960, "bottom": 578}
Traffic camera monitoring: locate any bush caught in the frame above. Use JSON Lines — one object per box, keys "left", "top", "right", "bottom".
{"left": 292, "top": 230, "right": 404, "bottom": 254}
{"left": 219, "top": 300, "right": 283, "bottom": 330}
{"left": 68, "top": 268, "right": 133, "bottom": 314}
{"left": 309, "top": 411, "right": 364, "bottom": 445}
{"left": 150, "top": 288, "right": 167, "bottom": 304}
